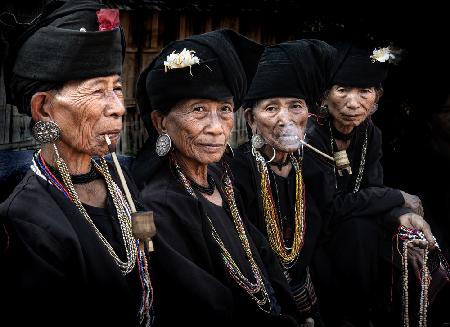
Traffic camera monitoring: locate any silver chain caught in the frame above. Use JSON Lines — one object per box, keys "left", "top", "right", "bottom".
{"left": 329, "top": 122, "right": 368, "bottom": 193}
{"left": 54, "top": 145, "right": 137, "bottom": 275}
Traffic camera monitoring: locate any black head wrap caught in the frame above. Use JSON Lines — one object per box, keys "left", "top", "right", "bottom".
{"left": 245, "top": 39, "right": 337, "bottom": 113}
{"left": 132, "top": 29, "right": 263, "bottom": 188}
{"left": 5, "top": 0, "right": 125, "bottom": 115}
{"left": 145, "top": 42, "right": 231, "bottom": 114}
{"left": 136, "top": 28, "right": 264, "bottom": 138}
{"left": 331, "top": 42, "right": 389, "bottom": 88}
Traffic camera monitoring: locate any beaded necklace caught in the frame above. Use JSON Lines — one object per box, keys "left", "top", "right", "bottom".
{"left": 253, "top": 149, "right": 306, "bottom": 267}
{"left": 32, "top": 149, "right": 153, "bottom": 326}
{"left": 398, "top": 226, "right": 430, "bottom": 327}
{"left": 172, "top": 159, "right": 272, "bottom": 313}
{"left": 268, "top": 157, "right": 291, "bottom": 171}
{"left": 189, "top": 174, "right": 216, "bottom": 195}
{"left": 33, "top": 153, "right": 72, "bottom": 200}
{"left": 329, "top": 121, "right": 368, "bottom": 193}
{"left": 47, "top": 162, "right": 100, "bottom": 184}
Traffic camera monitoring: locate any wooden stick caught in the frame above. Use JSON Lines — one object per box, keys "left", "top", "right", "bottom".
{"left": 300, "top": 139, "right": 335, "bottom": 162}
{"left": 105, "top": 135, "right": 137, "bottom": 213}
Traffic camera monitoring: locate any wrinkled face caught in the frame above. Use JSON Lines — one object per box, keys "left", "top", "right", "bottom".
{"left": 164, "top": 98, "right": 234, "bottom": 165}
{"left": 50, "top": 75, "right": 125, "bottom": 156}
{"left": 248, "top": 97, "right": 308, "bottom": 153}
{"left": 326, "top": 85, "right": 378, "bottom": 129}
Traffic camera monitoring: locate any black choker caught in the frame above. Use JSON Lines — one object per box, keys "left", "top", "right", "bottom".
{"left": 269, "top": 158, "right": 291, "bottom": 171}
{"left": 190, "top": 175, "right": 216, "bottom": 195}
{"left": 48, "top": 162, "right": 100, "bottom": 184}
{"left": 331, "top": 123, "right": 355, "bottom": 141}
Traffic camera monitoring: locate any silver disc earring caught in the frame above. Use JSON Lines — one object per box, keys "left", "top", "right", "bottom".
{"left": 32, "top": 121, "right": 61, "bottom": 144}
{"left": 155, "top": 133, "right": 172, "bottom": 157}
{"left": 251, "top": 133, "right": 265, "bottom": 150}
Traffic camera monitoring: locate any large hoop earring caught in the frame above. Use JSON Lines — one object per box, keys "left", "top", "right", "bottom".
{"left": 265, "top": 145, "right": 276, "bottom": 163}
{"left": 251, "top": 133, "right": 265, "bottom": 150}
{"left": 298, "top": 132, "right": 305, "bottom": 159}
{"left": 155, "top": 133, "right": 172, "bottom": 157}
{"left": 32, "top": 121, "right": 61, "bottom": 144}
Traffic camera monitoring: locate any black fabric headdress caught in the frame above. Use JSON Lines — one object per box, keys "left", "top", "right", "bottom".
{"left": 136, "top": 28, "right": 264, "bottom": 136}
{"left": 6, "top": 0, "right": 125, "bottom": 115}
{"left": 331, "top": 42, "right": 390, "bottom": 88}
{"left": 245, "top": 39, "right": 337, "bottom": 113}
{"left": 132, "top": 29, "right": 263, "bottom": 188}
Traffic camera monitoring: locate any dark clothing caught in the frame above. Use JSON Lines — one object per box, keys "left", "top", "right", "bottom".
{"left": 307, "top": 118, "right": 408, "bottom": 225}
{"left": 0, "top": 163, "right": 145, "bottom": 327}
{"left": 307, "top": 117, "right": 411, "bottom": 326}
{"left": 135, "top": 159, "right": 299, "bottom": 327}
{"left": 197, "top": 195, "right": 257, "bottom": 280}
{"left": 312, "top": 216, "right": 382, "bottom": 326}
{"left": 83, "top": 200, "right": 128, "bottom": 258}
{"left": 270, "top": 171, "right": 297, "bottom": 249}
{"left": 230, "top": 142, "right": 328, "bottom": 323}
{"left": 231, "top": 143, "right": 326, "bottom": 283}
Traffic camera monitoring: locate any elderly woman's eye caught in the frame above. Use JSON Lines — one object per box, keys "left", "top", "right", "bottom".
{"left": 359, "top": 88, "right": 373, "bottom": 98}
{"left": 114, "top": 86, "right": 123, "bottom": 93}
{"left": 193, "top": 106, "right": 205, "bottom": 112}
{"left": 221, "top": 105, "right": 233, "bottom": 113}
{"left": 265, "top": 106, "right": 277, "bottom": 112}
{"left": 292, "top": 103, "right": 305, "bottom": 110}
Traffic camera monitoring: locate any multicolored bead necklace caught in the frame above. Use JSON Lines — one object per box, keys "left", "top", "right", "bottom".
{"left": 253, "top": 149, "right": 306, "bottom": 267}
{"left": 32, "top": 149, "right": 153, "bottom": 326}
{"left": 172, "top": 157, "right": 272, "bottom": 313}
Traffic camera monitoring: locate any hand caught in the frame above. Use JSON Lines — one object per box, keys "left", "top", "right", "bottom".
{"left": 400, "top": 190, "right": 424, "bottom": 216}
{"left": 398, "top": 213, "right": 436, "bottom": 250}
{"left": 408, "top": 243, "right": 432, "bottom": 279}
{"left": 300, "top": 317, "right": 315, "bottom": 327}
{"left": 406, "top": 243, "right": 426, "bottom": 278}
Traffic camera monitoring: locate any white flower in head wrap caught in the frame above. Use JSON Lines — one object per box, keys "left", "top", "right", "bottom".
{"left": 164, "top": 48, "right": 200, "bottom": 76}
{"left": 370, "top": 47, "right": 396, "bottom": 63}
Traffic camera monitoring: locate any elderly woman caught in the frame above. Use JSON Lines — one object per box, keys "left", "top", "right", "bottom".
{"left": 307, "top": 42, "right": 437, "bottom": 326}
{"left": 0, "top": 2, "right": 152, "bottom": 326}
{"left": 132, "top": 29, "right": 300, "bottom": 326}
{"left": 230, "top": 40, "right": 336, "bottom": 326}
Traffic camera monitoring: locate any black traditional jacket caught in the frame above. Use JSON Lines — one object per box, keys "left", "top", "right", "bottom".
{"left": 134, "top": 158, "right": 300, "bottom": 327}
{"left": 230, "top": 142, "right": 328, "bottom": 290}
{"left": 306, "top": 118, "right": 410, "bottom": 229}
{"left": 0, "top": 162, "right": 145, "bottom": 327}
